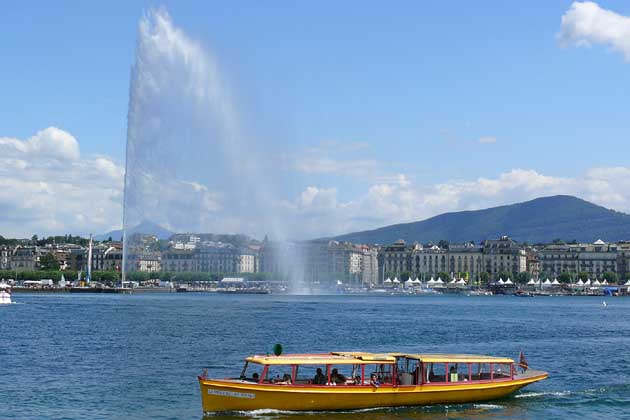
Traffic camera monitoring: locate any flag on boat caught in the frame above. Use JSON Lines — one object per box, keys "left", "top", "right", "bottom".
{"left": 519, "top": 351, "right": 528, "bottom": 371}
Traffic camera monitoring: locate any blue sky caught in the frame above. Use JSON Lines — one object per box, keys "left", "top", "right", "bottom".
{"left": 1, "top": 1, "right": 630, "bottom": 238}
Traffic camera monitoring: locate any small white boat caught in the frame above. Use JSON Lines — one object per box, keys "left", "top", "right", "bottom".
{"left": 0, "top": 284, "right": 13, "bottom": 304}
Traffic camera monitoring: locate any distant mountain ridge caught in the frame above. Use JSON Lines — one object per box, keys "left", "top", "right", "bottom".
{"left": 332, "top": 195, "right": 630, "bottom": 245}
{"left": 95, "top": 220, "right": 174, "bottom": 241}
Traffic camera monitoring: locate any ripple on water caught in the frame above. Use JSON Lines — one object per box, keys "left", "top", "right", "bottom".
{"left": 2, "top": 294, "right": 630, "bottom": 420}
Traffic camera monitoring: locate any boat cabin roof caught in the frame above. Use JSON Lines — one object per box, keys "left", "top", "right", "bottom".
{"left": 245, "top": 352, "right": 513, "bottom": 366}
{"left": 393, "top": 353, "right": 514, "bottom": 364}
{"left": 246, "top": 352, "right": 395, "bottom": 365}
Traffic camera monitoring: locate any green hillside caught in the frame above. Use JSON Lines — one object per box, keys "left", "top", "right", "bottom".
{"left": 332, "top": 195, "right": 630, "bottom": 244}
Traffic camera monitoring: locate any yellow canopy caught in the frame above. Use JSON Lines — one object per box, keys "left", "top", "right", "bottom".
{"left": 245, "top": 352, "right": 512, "bottom": 366}
{"left": 407, "top": 354, "right": 514, "bottom": 364}
{"left": 246, "top": 352, "right": 396, "bottom": 366}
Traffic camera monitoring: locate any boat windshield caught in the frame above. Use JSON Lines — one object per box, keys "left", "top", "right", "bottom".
{"left": 240, "top": 362, "right": 264, "bottom": 383}
{"left": 262, "top": 364, "right": 294, "bottom": 384}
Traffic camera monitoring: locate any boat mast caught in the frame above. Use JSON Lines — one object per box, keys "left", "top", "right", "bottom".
{"left": 86, "top": 234, "right": 93, "bottom": 284}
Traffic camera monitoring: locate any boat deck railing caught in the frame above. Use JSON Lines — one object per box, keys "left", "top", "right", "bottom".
{"left": 514, "top": 368, "right": 547, "bottom": 379}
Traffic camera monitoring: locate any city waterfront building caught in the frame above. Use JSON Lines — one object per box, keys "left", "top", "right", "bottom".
{"left": 482, "top": 236, "right": 527, "bottom": 278}
{"left": 237, "top": 252, "right": 256, "bottom": 273}
{"left": 195, "top": 242, "right": 239, "bottom": 273}
{"left": 301, "top": 240, "right": 330, "bottom": 285}
{"left": 103, "top": 246, "right": 123, "bottom": 272}
{"left": 446, "top": 242, "right": 483, "bottom": 280}
{"left": 126, "top": 251, "right": 161, "bottom": 273}
{"left": 162, "top": 249, "right": 195, "bottom": 272}
{"left": 379, "top": 240, "right": 413, "bottom": 279}
{"left": 1, "top": 246, "right": 10, "bottom": 270}
{"left": 10, "top": 246, "right": 42, "bottom": 271}
{"left": 329, "top": 241, "right": 362, "bottom": 282}
{"left": 539, "top": 239, "right": 618, "bottom": 279}
{"left": 360, "top": 245, "right": 379, "bottom": 286}
{"left": 410, "top": 244, "right": 448, "bottom": 277}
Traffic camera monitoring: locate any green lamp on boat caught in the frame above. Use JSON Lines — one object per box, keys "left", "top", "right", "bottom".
{"left": 273, "top": 343, "right": 283, "bottom": 356}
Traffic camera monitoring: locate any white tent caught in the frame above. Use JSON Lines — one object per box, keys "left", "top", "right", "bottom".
{"left": 505, "top": 279, "right": 513, "bottom": 285}
{"left": 221, "top": 277, "right": 244, "bottom": 284}
{"left": 593, "top": 279, "right": 601, "bottom": 286}
{"left": 393, "top": 277, "right": 400, "bottom": 284}
{"left": 413, "top": 278, "right": 422, "bottom": 284}
{"left": 405, "top": 279, "right": 414, "bottom": 287}
{"left": 551, "top": 279, "right": 560, "bottom": 285}
{"left": 449, "top": 278, "right": 457, "bottom": 284}
{"left": 384, "top": 278, "right": 392, "bottom": 284}
{"left": 543, "top": 279, "right": 552, "bottom": 286}
{"left": 527, "top": 279, "right": 537, "bottom": 285}
{"left": 497, "top": 279, "right": 505, "bottom": 285}
{"left": 625, "top": 280, "right": 630, "bottom": 286}
{"left": 427, "top": 278, "right": 436, "bottom": 285}
{"left": 602, "top": 280, "right": 608, "bottom": 285}
{"left": 584, "top": 279, "right": 591, "bottom": 286}
{"left": 436, "top": 278, "right": 444, "bottom": 284}
{"left": 457, "top": 279, "right": 466, "bottom": 285}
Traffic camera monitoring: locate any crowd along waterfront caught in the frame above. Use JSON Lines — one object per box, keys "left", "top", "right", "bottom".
{"left": 1, "top": 293, "right": 629, "bottom": 419}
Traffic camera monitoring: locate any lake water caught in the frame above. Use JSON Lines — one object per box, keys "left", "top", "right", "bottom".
{"left": 1, "top": 293, "right": 629, "bottom": 420}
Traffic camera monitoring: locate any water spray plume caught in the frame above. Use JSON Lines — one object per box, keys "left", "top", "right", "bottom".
{"left": 122, "top": 8, "right": 306, "bottom": 292}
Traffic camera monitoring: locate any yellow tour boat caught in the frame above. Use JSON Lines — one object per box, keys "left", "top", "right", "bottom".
{"left": 198, "top": 351, "right": 547, "bottom": 412}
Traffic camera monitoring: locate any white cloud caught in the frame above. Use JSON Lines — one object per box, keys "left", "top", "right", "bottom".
{"left": 0, "top": 128, "right": 122, "bottom": 237}
{"left": 0, "top": 127, "right": 230, "bottom": 238}
{"left": 0, "top": 127, "right": 80, "bottom": 161}
{"left": 558, "top": 1, "right": 630, "bottom": 61}
{"left": 478, "top": 136, "right": 497, "bottom": 144}
{"left": 5, "top": 127, "right": 630, "bottom": 242}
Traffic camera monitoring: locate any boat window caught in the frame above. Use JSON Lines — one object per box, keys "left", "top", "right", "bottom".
{"left": 424, "top": 362, "right": 447, "bottom": 384}
{"left": 328, "top": 365, "right": 360, "bottom": 385}
{"left": 447, "top": 363, "right": 469, "bottom": 383}
{"left": 240, "top": 362, "right": 264, "bottom": 383}
{"left": 471, "top": 363, "right": 491, "bottom": 381}
{"left": 492, "top": 363, "right": 512, "bottom": 380}
{"left": 396, "top": 357, "right": 420, "bottom": 385}
{"left": 293, "top": 365, "right": 328, "bottom": 385}
{"left": 263, "top": 365, "right": 293, "bottom": 384}
{"left": 368, "top": 364, "right": 394, "bottom": 385}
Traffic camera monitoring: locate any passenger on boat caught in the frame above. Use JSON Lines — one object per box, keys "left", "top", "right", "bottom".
{"left": 449, "top": 365, "right": 458, "bottom": 382}
{"left": 370, "top": 373, "right": 380, "bottom": 388}
{"left": 275, "top": 374, "right": 292, "bottom": 385}
{"left": 251, "top": 373, "right": 259, "bottom": 382}
{"left": 331, "top": 368, "right": 346, "bottom": 384}
{"left": 413, "top": 365, "right": 421, "bottom": 385}
{"left": 428, "top": 365, "right": 436, "bottom": 382}
{"left": 313, "top": 368, "right": 327, "bottom": 385}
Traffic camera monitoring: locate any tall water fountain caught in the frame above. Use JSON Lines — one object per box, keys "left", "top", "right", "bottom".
{"left": 122, "top": 8, "right": 307, "bottom": 291}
